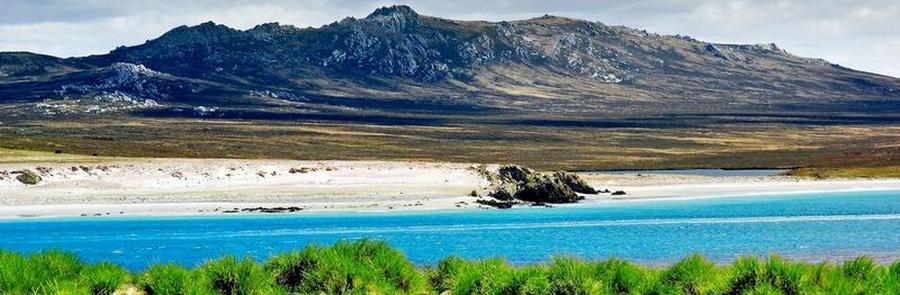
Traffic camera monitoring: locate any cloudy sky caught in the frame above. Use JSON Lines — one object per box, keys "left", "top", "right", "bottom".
{"left": 1, "top": 0, "right": 898, "bottom": 77}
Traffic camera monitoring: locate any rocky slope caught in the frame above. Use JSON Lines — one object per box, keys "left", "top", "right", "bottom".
{"left": 1, "top": 5, "right": 899, "bottom": 120}
{"left": 1, "top": 61, "right": 226, "bottom": 115}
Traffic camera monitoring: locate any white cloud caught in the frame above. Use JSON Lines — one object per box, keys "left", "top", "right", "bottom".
{"left": 0, "top": 0, "right": 898, "bottom": 77}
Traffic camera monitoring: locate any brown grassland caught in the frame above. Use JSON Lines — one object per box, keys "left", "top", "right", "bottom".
{"left": 2, "top": 117, "right": 900, "bottom": 171}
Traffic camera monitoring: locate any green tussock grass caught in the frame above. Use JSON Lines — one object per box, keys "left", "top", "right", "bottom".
{"left": 0, "top": 250, "right": 128, "bottom": 295}
{"left": 2, "top": 241, "right": 900, "bottom": 295}
{"left": 264, "top": 240, "right": 427, "bottom": 294}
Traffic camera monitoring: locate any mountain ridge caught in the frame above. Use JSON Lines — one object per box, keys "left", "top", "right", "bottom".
{"left": 1, "top": 5, "right": 899, "bottom": 121}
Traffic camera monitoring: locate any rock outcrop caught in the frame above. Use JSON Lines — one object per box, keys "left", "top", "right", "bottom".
{"left": 14, "top": 169, "right": 42, "bottom": 185}
{"left": 486, "top": 166, "right": 597, "bottom": 206}
{"left": 553, "top": 171, "right": 598, "bottom": 194}
{"left": 59, "top": 62, "right": 200, "bottom": 101}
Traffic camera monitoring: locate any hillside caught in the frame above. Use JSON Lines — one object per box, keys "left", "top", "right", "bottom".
{"left": 1, "top": 5, "right": 899, "bottom": 169}
{"left": 2, "top": 5, "right": 898, "bottom": 119}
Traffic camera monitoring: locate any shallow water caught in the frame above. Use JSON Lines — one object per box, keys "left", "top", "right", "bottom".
{"left": 1, "top": 190, "right": 898, "bottom": 270}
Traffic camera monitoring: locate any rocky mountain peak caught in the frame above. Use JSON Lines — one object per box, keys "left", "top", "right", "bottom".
{"left": 367, "top": 5, "right": 418, "bottom": 19}
{"left": 246, "top": 22, "right": 303, "bottom": 40}
{"left": 364, "top": 5, "right": 421, "bottom": 31}
{"left": 247, "top": 22, "right": 299, "bottom": 33}
{"left": 166, "top": 21, "right": 233, "bottom": 35}
{"left": 149, "top": 21, "right": 240, "bottom": 46}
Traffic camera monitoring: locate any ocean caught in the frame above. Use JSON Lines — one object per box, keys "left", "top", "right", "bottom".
{"left": 1, "top": 190, "right": 898, "bottom": 270}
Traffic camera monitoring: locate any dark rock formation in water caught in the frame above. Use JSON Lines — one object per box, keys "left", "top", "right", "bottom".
{"left": 475, "top": 198, "right": 516, "bottom": 209}
{"left": 486, "top": 166, "right": 597, "bottom": 207}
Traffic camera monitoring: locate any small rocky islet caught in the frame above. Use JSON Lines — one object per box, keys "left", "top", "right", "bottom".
{"left": 476, "top": 165, "right": 606, "bottom": 208}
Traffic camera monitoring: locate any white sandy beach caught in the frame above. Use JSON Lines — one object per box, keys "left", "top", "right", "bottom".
{"left": 579, "top": 173, "right": 900, "bottom": 201}
{"left": 1, "top": 159, "right": 899, "bottom": 219}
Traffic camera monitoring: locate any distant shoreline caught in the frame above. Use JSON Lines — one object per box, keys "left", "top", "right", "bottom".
{"left": 2, "top": 158, "right": 900, "bottom": 220}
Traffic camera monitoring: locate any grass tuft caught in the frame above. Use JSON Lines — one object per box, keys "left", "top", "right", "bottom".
{"left": 265, "top": 240, "right": 428, "bottom": 294}
{"left": 2, "top": 242, "right": 899, "bottom": 295}
{"left": 198, "top": 256, "right": 276, "bottom": 295}
{"left": 138, "top": 263, "right": 193, "bottom": 295}
{"left": 78, "top": 262, "right": 129, "bottom": 295}
{"left": 654, "top": 254, "right": 723, "bottom": 295}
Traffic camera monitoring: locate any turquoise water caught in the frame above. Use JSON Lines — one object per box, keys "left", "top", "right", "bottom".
{"left": 1, "top": 190, "right": 898, "bottom": 270}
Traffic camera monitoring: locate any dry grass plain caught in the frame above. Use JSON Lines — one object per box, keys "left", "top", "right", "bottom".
{"left": 2, "top": 117, "right": 899, "bottom": 170}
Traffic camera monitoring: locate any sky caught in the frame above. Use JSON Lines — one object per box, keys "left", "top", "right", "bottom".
{"left": 1, "top": 0, "right": 898, "bottom": 77}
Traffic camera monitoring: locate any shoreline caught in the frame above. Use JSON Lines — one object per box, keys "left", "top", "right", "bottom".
{"left": 2, "top": 158, "right": 900, "bottom": 220}
{"left": 4, "top": 185, "right": 899, "bottom": 221}
{"left": 582, "top": 175, "right": 900, "bottom": 202}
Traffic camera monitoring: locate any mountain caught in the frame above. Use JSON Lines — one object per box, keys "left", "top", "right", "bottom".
{"left": 1, "top": 5, "right": 899, "bottom": 122}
